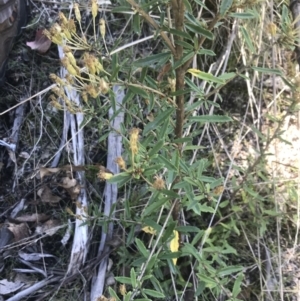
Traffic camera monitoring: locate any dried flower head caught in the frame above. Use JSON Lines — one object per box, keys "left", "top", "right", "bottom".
{"left": 115, "top": 157, "right": 126, "bottom": 170}
{"left": 91, "top": 0, "right": 98, "bottom": 18}
{"left": 74, "top": 3, "right": 81, "bottom": 23}
{"left": 59, "top": 12, "right": 68, "bottom": 26}
{"left": 97, "top": 166, "right": 113, "bottom": 181}
{"left": 119, "top": 284, "right": 127, "bottom": 296}
{"left": 129, "top": 128, "right": 140, "bottom": 155}
{"left": 99, "top": 78, "right": 109, "bottom": 94}
{"left": 99, "top": 18, "right": 105, "bottom": 38}
{"left": 153, "top": 176, "right": 165, "bottom": 190}
{"left": 266, "top": 22, "right": 277, "bottom": 37}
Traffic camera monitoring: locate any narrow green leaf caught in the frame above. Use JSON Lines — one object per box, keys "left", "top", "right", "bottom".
{"left": 148, "top": 140, "right": 165, "bottom": 158}
{"left": 252, "top": 66, "right": 283, "bottom": 75}
{"left": 187, "top": 69, "right": 225, "bottom": 84}
{"left": 182, "top": 243, "right": 202, "bottom": 261}
{"left": 124, "top": 292, "right": 132, "bottom": 301}
{"left": 143, "top": 289, "right": 165, "bottom": 298}
{"left": 190, "top": 115, "right": 232, "bottom": 123}
{"left": 160, "top": 189, "right": 179, "bottom": 198}
{"left": 135, "top": 238, "right": 150, "bottom": 257}
{"left": 220, "top": 0, "right": 233, "bottom": 16}
{"left": 175, "top": 40, "right": 194, "bottom": 49}
{"left": 133, "top": 13, "right": 141, "bottom": 34}
{"left": 108, "top": 287, "right": 121, "bottom": 301}
{"left": 144, "top": 107, "right": 175, "bottom": 135}
{"left": 134, "top": 52, "right": 171, "bottom": 67}
{"left": 107, "top": 172, "right": 131, "bottom": 183}
{"left": 197, "top": 274, "right": 218, "bottom": 288}
{"left": 166, "top": 27, "right": 193, "bottom": 40}
{"left": 240, "top": 26, "right": 255, "bottom": 53}
{"left": 143, "top": 196, "right": 169, "bottom": 217}
{"left": 111, "top": 6, "right": 131, "bottom": 13}
{"left": 130, "top": 268, "right": 137, "bottom": 288}
{"left": 128, "top": 84, "right": 149, "bottom": 99}
{"left": 232, "top": 273, "right": 244, "bottom": 298}
{"left": 198, "top": 49, "right": 216, "bottom": 56}
{"left": 174, "top": 51, "right": 195, "bottom": 69}
{"left": 185, "top": 23, "right": 214, "bottom": 39}
{"left": 217, "top": 265, "right": 244, "bottom": 277}
{"left": 158, "top": 155, "right": 178, "bottom": 172}
{"left": 229, "top": 12, "right": 256, "bottom": 19}
{"left": 114, "top": 276, "right": 132, "bottom": 284}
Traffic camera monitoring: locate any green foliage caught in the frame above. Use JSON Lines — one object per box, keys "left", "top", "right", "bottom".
{"left": 44, "top": 0, "right": 300, "bottom": 299}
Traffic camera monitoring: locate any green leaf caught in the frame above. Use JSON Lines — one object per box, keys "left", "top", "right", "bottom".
{"left": 133, "top": 13, "right": 141, "bottom": 34}
{"left": 114, "top": 276, "right": 132, "bottom": 284}
{"left": 252, "top": 66, "right": 283, "bottom": 75}
{"left": 130, "top": 268, "right": 137, "bottom": 288}
{"left": 111, "top": 6, "right": 131, "bottom": 13}
{"left": 197, "top": 49, "right": 216, "bottom": 56}
{"left": 144, "top": 107, "right": 175, "bottom": 135}
{"left": 185, "top": 23, "right": 214, "bottom": 39}
{"left": 232, "top": 273, "right": 244, "bottom": 298}
{"left": 143, "top": 289, "right": 165, "bottom": 298}
{"left": 143, "top": 196, "right": 169, "bottom": 217}
{"left": 176, "top": 225, "right": 201, "bottom": 233}
{"left": 229, "top": 12, "right": 256, "bottom": 19}
{"left": 124, "top": 292, "right": 132, "bottom": 301}
{"left": 220, "top": 0, "right": 233, "bottom": 16}
{"left": 166, "top": 27, "right": 193, "bottom": 40}
{"left": 217, "top": 266, "right": 244, "bottom": 277}
{"left": 108, "top": 287, "right": 121, "bottom": 301}
{"left": 143, "top": 219, "right": 163, "bottom": 233}
{"left": 148, "top": 140, "right": 165, "bottom": 158}
{"left": 240, "top": 26, "right": 255, "bottom": 53}
{"left": 190, "top": 115, "right": 232, "bottom": 123}
{"left": 187, "top": 69, "right": 225, "bottom": 84}
{"left": 182, "top": 243, "right": 202, "bottom": 261}
{"left": 134, "top": 52, "right": 171, "bottom": 67}
{"left": 135, "top": 238, "right": 150, "bottom": 258}
{"left": 128, "top": 84, "right": 149, "bottom": 99}
{"left": 175, "top": 40, "right": 195, "bottom": 49}
{"left": 197, "top": 274, "right": 218, "bottom": 288}
{"left": 174, "top": 51, "right": 195, "bottom": 69}
{"left": 107, "top": 172, "right": 131, "bottom": 184}
{"left": 160, "top": 189, "right": 179, "bottom": 198}
{"left": 158, "top": 155, "right": 178, "bottom": 172}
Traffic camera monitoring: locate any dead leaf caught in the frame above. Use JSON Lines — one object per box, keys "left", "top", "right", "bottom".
{"left": 60, "top": 177, "right": 77, "bottom": 189}
{"left": 12, "top": 213, "right": 49, "bottom": 223}
{"left": 39, "top": 167, "right": 60, "bottom": 180}
{"left": 26, "top": 29, "right": 52, "bottom": 53}
{"left": 7, "top": 223, "right": 29, "bottom": 242}
{"left": 35, "top": 219, "right": 62, "bottom": 236}
{"left": 0, "top": 279, "right": 24, "bottom": 295}
{"left": 19, "top": 152, "right": 30, "bottom": 159}
{"left": 37, "top": 186, "right": 61, "bottom": 204}
{"left": 65, "top": 184, "right": 81, "bottom": 200}
{"left": 157, "top": 62, "right": 172, "bottom": 82}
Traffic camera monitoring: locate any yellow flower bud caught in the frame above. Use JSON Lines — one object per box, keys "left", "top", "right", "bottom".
{"left": 99, "top": 18, "right": 105, "bottom": 38}
{"left": 74, "top": 3, "right": 81, "bottom": 23}
{"left": 91, "top": 0, "right": 98, "bottom": 18}
{"left": 115, "top": 157, "right": 126, "bottom": 170}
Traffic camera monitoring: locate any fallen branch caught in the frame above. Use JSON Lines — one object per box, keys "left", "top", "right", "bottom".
{"left": 90, "top": 85, "right": 125, "bottom": 301}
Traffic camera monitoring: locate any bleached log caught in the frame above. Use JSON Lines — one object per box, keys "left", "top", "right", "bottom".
{"left": 57, "top": 45, "right": 89, "bottom": 275}
{"left": 90, "top": 85, "right": 125, "bottom": 301}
